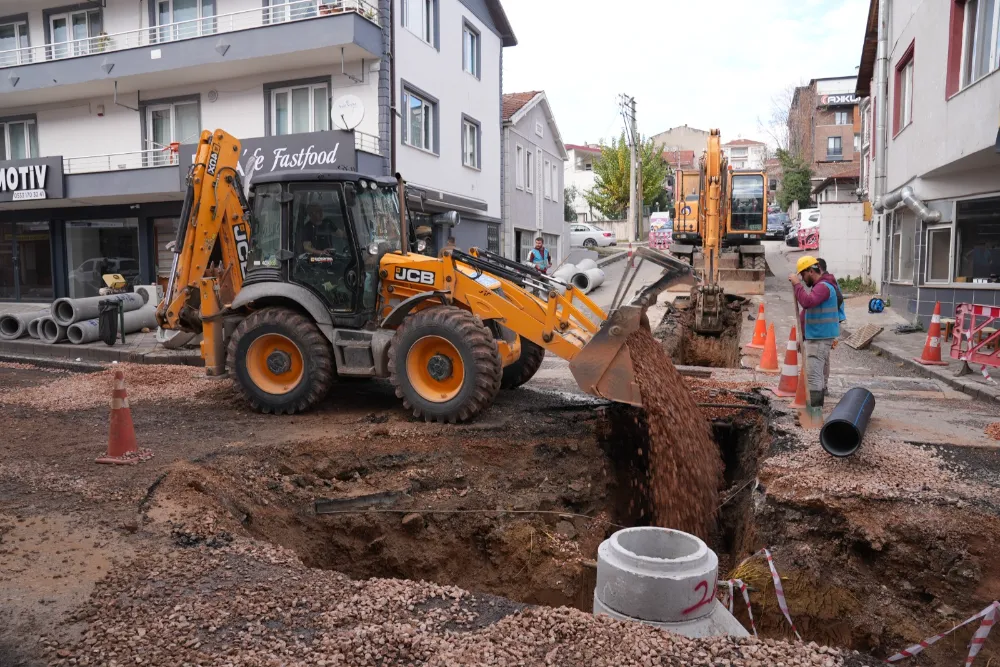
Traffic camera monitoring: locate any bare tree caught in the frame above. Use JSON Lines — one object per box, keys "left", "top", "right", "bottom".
{"left": 757, "top": 82, "right": 811, "bottom": 160}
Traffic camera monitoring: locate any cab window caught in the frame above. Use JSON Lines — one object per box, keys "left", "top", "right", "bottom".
{"left": 290, "top": 184, "right": 358, "bottom": 311}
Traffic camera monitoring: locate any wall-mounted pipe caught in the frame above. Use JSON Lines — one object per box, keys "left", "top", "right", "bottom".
{"left": 820, "top": 387, "right": 876, "bottom": 457}
{"left": 873, "top": 0, "right": 889, "bottom": 202}
{"left": 874, "top": 186, "right": 941, "bottom": 222}
{"left": 0, "top": 309, "right": 50, "bottom": 340}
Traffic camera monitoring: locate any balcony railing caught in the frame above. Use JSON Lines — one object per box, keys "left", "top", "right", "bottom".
{"left": 63, "top": 131, "right": 383, "bottom": 175}
{"left": 0, "top": 0, "right": 378, "bottom": 70}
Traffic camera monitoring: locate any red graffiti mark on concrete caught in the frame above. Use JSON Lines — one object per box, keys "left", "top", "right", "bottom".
{"left": 681, "top": 580, "right": 713, "bottom": 615}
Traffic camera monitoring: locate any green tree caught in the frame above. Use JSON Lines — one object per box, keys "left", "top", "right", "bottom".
{"left": 583, "top": 133, "right": 671, "bottom": 220}
{"left": 564, "top": 186, "right": 579, "bottom": 222}
{"left": 776, "top": 149, "right": 813, "bottom": 210}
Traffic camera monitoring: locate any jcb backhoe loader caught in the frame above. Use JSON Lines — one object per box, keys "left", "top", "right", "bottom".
{"left": 156, "top": 129, "right": 694, "bottom": 422}
{"left": 668, "top": 130, "right": 767, "bottom": 333}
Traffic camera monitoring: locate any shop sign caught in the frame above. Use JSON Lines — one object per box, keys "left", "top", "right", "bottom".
{"left": 0, "top": 156, "right": 64, "bottom": 203}
{"left": 180, "top": 131, "right": 359, "bottom": 195}
{"left": 819, "top": 94, "right": 860, "bottom": 106}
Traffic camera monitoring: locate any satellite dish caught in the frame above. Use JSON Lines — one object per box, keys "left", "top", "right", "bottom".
{"left": 331, "top": 95, "right": 365, "bottom": 130}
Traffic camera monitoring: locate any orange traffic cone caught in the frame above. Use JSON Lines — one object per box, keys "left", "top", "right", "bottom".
{"left": 789, "top": 366, "right": 809, "bottom": 409}
{"left": 96, "top": 370, "right": 153, "bottom": 465}
{"left": 755, "top": 324, "right": 780, "bottom": 374}
{"left": 771, "top": 327, "right": 800, "bottom": 397}
{"left": 745, "top": 303, "right": 767, "bottom": 351}
{"left": 914, "top": 302, "right": 949, "bottom": 366}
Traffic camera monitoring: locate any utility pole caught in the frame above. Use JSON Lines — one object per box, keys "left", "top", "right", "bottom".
{"left": 620, "top": 94, "right": 639, "bottom": 241}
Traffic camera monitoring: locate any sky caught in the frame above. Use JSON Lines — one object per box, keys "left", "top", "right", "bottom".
{"left": 500, "top": 0, "right": 871, "bottom": 147}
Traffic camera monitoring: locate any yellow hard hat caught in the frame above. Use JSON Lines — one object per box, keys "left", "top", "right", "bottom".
{"left": 796, "top": 255, "right": 820, "bottom": 274}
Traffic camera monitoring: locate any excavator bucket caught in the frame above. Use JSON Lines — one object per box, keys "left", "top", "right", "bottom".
{"left": 569, "top": 247, "right": 696, "bottom": 406}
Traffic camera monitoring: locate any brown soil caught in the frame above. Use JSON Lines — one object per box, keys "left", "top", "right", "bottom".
{"left": 654, "top": 293, "right": 745, "bottom": 368}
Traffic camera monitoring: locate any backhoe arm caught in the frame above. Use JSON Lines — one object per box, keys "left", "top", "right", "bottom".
{"left": 156, "top": 129, "right": 249, "bottom": 333}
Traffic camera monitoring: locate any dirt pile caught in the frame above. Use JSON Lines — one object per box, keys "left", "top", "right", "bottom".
{"left": 986, "top": 422, "right": 1000, "bottom": 440}
{"left": 626, "top": 328, "right": 723, "bottom": 538}
{"left": 46, "top": 537, "right": 872, "bottom": 666}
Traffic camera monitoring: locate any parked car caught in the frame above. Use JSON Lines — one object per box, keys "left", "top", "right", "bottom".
{"left": 570, "top": 223, "right": 616, "bottom": 248}
{"left": 765, "top": 214, "right": 786, "bottom": 240}
{"left": 770, "top": 212, "right": 791, "bottom": 234}
{"left": 785, "top": 221, "right": 800, "bottom": 247}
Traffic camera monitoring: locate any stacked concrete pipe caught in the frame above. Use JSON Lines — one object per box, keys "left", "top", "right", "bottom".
{"left": 575, "top": 258, "right": 598, "bottom": 272}
{"left": 594, "top": 527, "right": 749, "bottom": 638}
{"left": 551, "top": 263, "right": 577, "bottom": 283}
{"left": 26, "top": 317, "right": 43, "bottom": 339}
{"left": 67, "top": 301, "right": 158, "bottom": 345}
{"left": 37, "top": 317, "right": 69, "bottom": 344}
{"left": 571, "top": 268, "right": 606, "bottom": 294}
{"left": 0, "top": 309, "right": 50, "bottom": 340}
{"left": 51, "top": 292, "right": 146, "bottom": 327}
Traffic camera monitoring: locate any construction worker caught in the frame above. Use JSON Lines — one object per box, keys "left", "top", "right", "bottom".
{"left": 527, "top": 237, "right": 552, "bottom": 274}
{"left": 789, "top": 255, "right": 840, "bottom": 407}
{"left": 817, "top": 258, "right": 846, "bottom": 324}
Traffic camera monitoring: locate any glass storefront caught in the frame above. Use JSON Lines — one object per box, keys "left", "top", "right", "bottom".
{"left": 0, "top": 222, "right": 53, "bottom": 301}
{"left": 153, "top": 217, "right": 180, "bottom": 290}
{"left": 65, "top": 219, "right": 140, "bottom": 298}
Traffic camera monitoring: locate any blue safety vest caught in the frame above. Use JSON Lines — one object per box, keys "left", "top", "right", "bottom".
{"left": 804, "top": 284, "right": 841, "bottom": 340}
{"left": 529, "top": 248, "right": 551, "bottom": 270}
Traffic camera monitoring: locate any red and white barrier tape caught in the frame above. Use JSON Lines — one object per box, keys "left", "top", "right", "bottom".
{"left": 721, "top": 578, "right": 758, "bottom": 637}
{"left": 763, "top": 548, "right": 802, "bottom": 641}
{"left": 886, "top": 601, "right": 998, "bottom": 665}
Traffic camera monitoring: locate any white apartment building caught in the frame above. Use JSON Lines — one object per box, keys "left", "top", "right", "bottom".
{"left": 564, "top": 143, "right": 604, "bottom": 222}
{"left": 856, "top": 0, "right": 1000, "bottom": 326}
{"left": 0, "top": 0, "right": 514, "bottom": 303}
{"left": 721, "top": 138, "right": 767, "bottom": 170}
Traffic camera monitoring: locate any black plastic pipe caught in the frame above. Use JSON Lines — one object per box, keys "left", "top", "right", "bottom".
{"left": 820, "top": 387, "right": 876, "bottom": 457}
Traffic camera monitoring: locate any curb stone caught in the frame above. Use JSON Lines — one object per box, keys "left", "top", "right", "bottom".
{"left": 597, "top": 251, "right": 629, "bottom": 269}
{"left": 842, "top": 327, "right": 1000, "bottom": 402}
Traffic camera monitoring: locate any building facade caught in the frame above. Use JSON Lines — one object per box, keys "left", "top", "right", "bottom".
{"left": 501, "top": 91, "right": 567, "bottom": 265}
{"left": 856, "top": 0, "right": 1000, "bottom": 325}
{"left": 0, "top": 0, "right": 515, "bottom": 303}
{"left": 651, "top": 124, "right": 710, "bottom": 154}
{"left": 564, "top": 143, "right": 603, "bottom": 222}
{"left": 789, "top": 76, "right": 862, "bottom": 188}
{"left": 722, "top": 138, "right": 767, "bottom": 170}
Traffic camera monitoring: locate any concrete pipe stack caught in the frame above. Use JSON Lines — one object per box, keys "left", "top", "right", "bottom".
{"left": 594, "top": 527, "right": 749, "bottom": 638}
{"left": 571, "top": 267, "right": 606, "bottom": 294}
{"left": 0, "top": 308, "right": 50, "bottom": 341}
{"left": 64, "top": 286, "right": 160, "bottom": 345}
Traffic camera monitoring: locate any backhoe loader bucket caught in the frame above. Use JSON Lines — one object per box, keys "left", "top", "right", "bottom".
{"left": 569, "top": 247, "right": 695, "bottom": 406}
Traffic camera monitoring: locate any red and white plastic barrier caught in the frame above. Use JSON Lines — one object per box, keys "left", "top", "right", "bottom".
{"left": 951, "top": 303, "right": 1000, "bottom": 370}
{"left": 886, "top": 601, "right": 998, "bottom": 665}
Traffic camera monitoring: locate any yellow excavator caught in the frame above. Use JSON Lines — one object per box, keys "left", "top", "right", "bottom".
{"left": 156, "top": 129, "right": 695, "bottom": 421}
{"left": 670, "top": 130, "right": 767, "bottom": 333}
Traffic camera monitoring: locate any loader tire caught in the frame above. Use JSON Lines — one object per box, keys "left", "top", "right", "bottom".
{"left": 227, "top": 307, "right": 334, "bottom": 415}
{"left": 389, "top": 306, "right": 502, "bottom": 423}
{"left": 500, "top": 336, "right": 546, "bottom": 390}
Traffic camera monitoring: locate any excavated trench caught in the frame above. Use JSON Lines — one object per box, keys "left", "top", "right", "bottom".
{"left": 654, "top": 292, "right": 747, "bottom": 368}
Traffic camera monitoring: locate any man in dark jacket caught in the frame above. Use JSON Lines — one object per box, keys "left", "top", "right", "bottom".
{"left": 790, "top": 255, "right": 841, "bottom": 407}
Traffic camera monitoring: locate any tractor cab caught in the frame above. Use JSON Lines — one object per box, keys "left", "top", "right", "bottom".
{"left": 243, "top": 171, "right": 415, "bottom": 327}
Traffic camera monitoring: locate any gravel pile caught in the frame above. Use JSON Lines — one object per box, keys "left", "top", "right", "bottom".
{"left": 0, "top": 363, "right": 236, "bottom": 410}
{"left": 46, "top": 536, "right": 860, "bottom": 666}
{"left": 627, "top": 328, "right": 723, "bottom": 539}
{"left": 987, "top": 422, "right": 1000, "bottom": 441}
{"left": 763, "top": 433, "right": 974, "bottom": 501}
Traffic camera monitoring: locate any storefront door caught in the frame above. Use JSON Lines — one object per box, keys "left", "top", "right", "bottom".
{"left": 0, "top": 222, "right": 53, "bottom": 301}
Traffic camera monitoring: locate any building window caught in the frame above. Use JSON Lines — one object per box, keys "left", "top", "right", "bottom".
{"left": 890, "top": 212, "right": 916, "bottom": 283}
{"left": 854, "top": 133, "right": 861, "bottom": 152}
{"left": 543, "top": 159, "right": 552, "bottom": 199}
{"left": 269, "top": 83, "right": 329, "bottom": 136}
{"left": 535, "top": 121, "right": 544, "bottom": 137}
{"left": 0, "top": 20, "right": 30, "bottom": 67}
{"left": 827, "top": 136, "right": 843, "bottom": 160}
{"left": 584, "top": 162, "right": 592, "bottom": 171}
{"left": 155, "top": 0, "right": 217, "bottom": 41}
{"left": 462, "top": 117, "right": 479, "bottom": 169}
{"left": 462, "top": 21, "right": 479, "bottom": 77}
{"left": 402, "top": 87, "right": 436, "bottom": 152}
{"left": 402, "top": 0, "right": 435, "bottom": 45}
{"left": 47, "top": 8, "right": 102, "bottom": 60}
{"left": 486, "top": 223, "right": 500, "bottom": 253}
{"left": 515, "top": 144, "right": 524, "bottom": 189}
{"left": 0, "top": 118, "right": 39, "bottom": 160}
{"left": 525, "top": 151, "right": 534, "bottom": 193}
{"left": 731, "top": 147, "right": 748, "bottom": 158}
{"left": 894, "top": 43, "right": 915, "bottom": 134}
{"left": 962, "top": 0, "right": 1000, "bottom": 87}
{"left": 926, "top": 226, "right": 953, "bottom": 283}
{"left": 955, "top": 197, "right": 1000, "bottom": 281}
{"left": 542, "top": 232, "right": 559, "bottom": 265}
{"left": 834, "top": 111, "right": 849, "bottom": 125}
{"left": 552, "top": 163, "right": 559, "bottom": 202}
{"left": 145, "top": 100, "right": 200, "bottom": 165}
{"left": 265, "top": 0, "right": 317, "bottom": 24}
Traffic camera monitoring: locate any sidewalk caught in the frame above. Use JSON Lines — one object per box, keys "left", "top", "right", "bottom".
{"left": 0, "top": 330, "right": 201, "bottom": 367}
{"left": 842, "top": 296, "right": 1000, "bottom": 402}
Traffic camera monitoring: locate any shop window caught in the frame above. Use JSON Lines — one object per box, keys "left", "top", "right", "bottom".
{"left": 890, "top": 212, "right": 916, "bottom": 283}
{"left": 486, "top": 223, "right": 499, "bottom": 254}
{"left": 66, "top": 220, "right": 140, "bottom": 298}
{"left": 0, "top": 118, "right": 39, "bottom": 160}
{"left": 153, "top": 218, "right": 180, "bottom": 289}
{"left": 955, "top": 197, "right": 1000, "bottom": 281}
{"left": 925, "top": 226, "right": 952, "bottom": 283}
